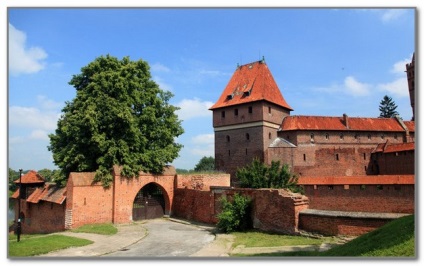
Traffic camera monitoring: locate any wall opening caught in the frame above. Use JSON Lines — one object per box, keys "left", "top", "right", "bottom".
{"left": 132, "top": 183, "right": 165, "bottom": 221}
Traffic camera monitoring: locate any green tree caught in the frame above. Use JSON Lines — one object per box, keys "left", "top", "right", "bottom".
{"left": 379, "top": 95, "right": 399, "bottom": 118}
{"left": 48, "top": 55, "right": 184, "bottom": 187}
{"left": 8, "top": 168, "right": 19, "bottom": 192}
{"left": 217, "top": 193, "right": 252, "bottom": 233}
{"left": 193, "top": 156, "right": 215, "bottom": 172}
{"left": 237, "top": 158, "right": 302, "bottom": 193}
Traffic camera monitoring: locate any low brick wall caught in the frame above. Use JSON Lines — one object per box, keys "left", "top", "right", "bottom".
{"left": 299, "top": 209, "right": 410, "bottom": 236}
{"left": 171, "top": 187, "right": 309, "bottom": 235}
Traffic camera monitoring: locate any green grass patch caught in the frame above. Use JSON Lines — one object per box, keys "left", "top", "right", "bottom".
{"left": 231, "top": 230, "right": 334, "bottom": 248}
{"left": 70, "top": 223, "right": 118, "bottom": 235}
{"left": 8, "top": 235, "right": 93, "bottom": 257}
{"left": 239, "top": 215, "right": 415, "bottom": 257}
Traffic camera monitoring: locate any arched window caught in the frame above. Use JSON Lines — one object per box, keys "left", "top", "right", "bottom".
{"left": 325, "top": 133, "right": 329, "bottom": 140}
{"left": 310, "top": 133, "right": 314, "bottom": 141}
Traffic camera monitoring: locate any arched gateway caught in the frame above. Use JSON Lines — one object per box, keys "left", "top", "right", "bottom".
{"left": 133, "top": 183, "right": 166, "bottom": 220}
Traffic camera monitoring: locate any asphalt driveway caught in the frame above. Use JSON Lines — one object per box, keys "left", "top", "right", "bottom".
{"left": 103, "top": 218, "right": 216, "bottom": 258}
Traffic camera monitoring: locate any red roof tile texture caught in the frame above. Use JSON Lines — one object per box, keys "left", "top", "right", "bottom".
{"left": 280, "top": 115, "right": 415, "bottom": 132}
{"left": 209, "top": 60, "right": 293, "bottom": 110}
{"left": 13, "top": 170, "right": 45, "bottom": 184}
{"left": 298, "top": 175, "right": 414, "bottom": 185}
{"left": 383, "top": 142, "right": 415, "bottom": 153}
{"left": 11, "top": 183, "right": 66, "bottom": 204}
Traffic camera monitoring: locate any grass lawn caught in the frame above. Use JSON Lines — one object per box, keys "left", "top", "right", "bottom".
{"left": 70, "top": 223, "right": 118, "bottom": 235}
{"left": 231, "top": 230, "right": 335, "bottom": 248}
{"left": 238, "top": 215, "right": 415, "bottom": 257}
{"left": 8, "top": 223, "right": 117, "bottom": 257}
{"left": 8, "top": 235, "right": 93, "bottom": 257}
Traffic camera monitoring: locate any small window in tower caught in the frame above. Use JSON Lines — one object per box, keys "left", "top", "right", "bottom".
{"left": 268, "top": 106, "right": 272, "bottom": 114}
{"left": 245, "top": 148, "right": 248, "bottom": 155}
{"left": 221, "top": 111, "right": 225, "bottom": 118}
{"left": 303, "top": 154, "right": 306, "bottom": 161}
{"left": 381, "top": 134, "right": 384, "bottom": 139}
{"left": 363, "top": 153, "right": 366, "bottom": 160}
{"left": 248, "top": 106, "right": 253, "bottom": 114}
{"left": 269, "top": 132, "right": 272, "bottom": 139}
{"left": 234, "top": 109, "right": 238, "bottom": 116}
{"left": 354, "top": 134, "right": 358, "bottom": 140}
{"left": 340, "top": 134, "right": 344, "bottom": 140}
{"left": 325, "top": 133, "right": 329, "bottom": 140}
{"left": 368, "top": 134, "right": 371, "bottom": 140}
{"left": 310, "top": 133, "right": 314, "bottom": 141}
{"left": 226, "top": 135, "right": 230, "bottom": 142}
{"left": 228, "top": 150, "right": 231, "bottom": 156}
{"left": 336, "top": 154, "right": 339, "bottom": 161}
{"left": 394, "top": 134, "right": 398, "bottom": 140}
{"left": 246, "top": 133, "right": 250, "bottom": 140}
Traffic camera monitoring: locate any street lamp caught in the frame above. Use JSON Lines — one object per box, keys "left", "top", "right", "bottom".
{"left": 17, "top": 169, "right": 22, "bottom": 242}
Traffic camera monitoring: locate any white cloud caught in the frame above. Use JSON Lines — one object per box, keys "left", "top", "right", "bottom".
{"left": 29, "top": 130, "right": 50, "bottom": 140}
{"left": 391, "top": 58, "right": 411, "bottom": 75}
{"left": 191, "top": 133, "right": 214, "bottom": 145}
{"left": 175, "top": 98, "right": 214, "bottom": 120}
{"left": 381, "top": 9, "right": 407, "bottom": 23}
{"left": 153, "top": 76, "right": 173, "bottom": 92}
{"left": 151, "top": 62, "right": 170, "bottom": 73}
{"left": 377, "top": 77, "right": 409, "bottom": 97}
{"left": 314, "top": 76, "right": 370, "bottom": 97}
{"left": 9, "top": 106, "right": 59, "bottom": 131}
{"left": 37, "top": 95, "right": 63, "bottom": 110}
{"left": 344, "top": 76, "right": 370, "bottom": 97}
{"left": 9, "top": 23, "right": 48, "bottom": 75}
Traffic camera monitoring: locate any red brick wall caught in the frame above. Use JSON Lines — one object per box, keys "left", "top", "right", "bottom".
{"left": 176, "top": 174, "right": 230, "bottom": 190}
{"left": 376, "top": 151, "right": 414, "bottom": 175}
{"left": 68, "top": 185, "right": 114, "bottom": 228}
{"left": 299, "top": 213, "right": 394, "bottom": 236}
{"left": 15, "top": 200, "right": 65, "bottom": 234}
{"left": 112, "top": 173, "right": 175, "bottom": 224}
{"left": 172, "top": 187, "right": 309, "bottom": 235}
{"left": 172, "top": 189, "right": 215, "bottom": 223}
{"left": 303, "top": 184, "right": 414, "bottom": 213}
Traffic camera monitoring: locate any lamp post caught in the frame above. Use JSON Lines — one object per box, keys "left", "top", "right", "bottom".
{"left": 17, "top": 169, "right": 22, "bottom": 242}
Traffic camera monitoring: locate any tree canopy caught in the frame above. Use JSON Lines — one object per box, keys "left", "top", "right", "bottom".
{"left": 379, "top": 95, "right": 399, "bottom": 118}
{"left": 48, "top": 55, "right": 184, "bottom": 187}
{"left": 193, "top": 156, "right": 215, "bottom": 172}
{"left": 236, "top": 159, "right": 302, "bottom": 193}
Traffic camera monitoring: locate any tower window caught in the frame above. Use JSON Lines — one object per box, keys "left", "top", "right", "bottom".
{"left": 226, "top": 135, "right": 230, "bottom": 142}
{"left": 303, "top": 154, "right": 306, "bottom": 161}
{"left": 336, "top": 154, "right": 339, "bottom": 161}
{"left": 245, "top": 148, "right": 248, "bottom": 155}
{"left": 363, "top": 153, "right": 366, "bottom": 160}
{"left": 310, "top": 133, "right": 314, "bottom": 141}
{"left": 325, "top": 133, "right": 329, "bottom": 140}
{"left": 234, "top": 109, "right": 238, "bottom": 116}
{"left": 228, "top": 150, "right": 231, "bottom": 156}
{"left": 246, "top": 133, "right": 250, "bottom": 140}
{"left": 248, "top": 106, "right": 253, "bottom": 113}
{"left": 268, "top": 106, "right": 272, "bottom": 114}
{"left": 221, "top": 111, "right": 225, "bottom": 118}
{"left": 340, "top": 134, "right": 344, "bottom": 140}
{"left": 368, "top": 134, "right": 371, "bottom": 140}
{"left": 269, "top": 132, "right": 272, "bottom": 139}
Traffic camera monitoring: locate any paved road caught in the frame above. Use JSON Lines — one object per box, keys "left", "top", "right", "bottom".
{"left": 103, "top": 219, "right": 216, "bottom": 258}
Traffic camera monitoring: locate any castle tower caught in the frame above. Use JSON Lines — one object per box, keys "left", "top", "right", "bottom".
{"left": 406, "top": 53, "right": 415, "bottom": 121}
{"left": 209, "top": 58, "right": 293, "bottom": 184}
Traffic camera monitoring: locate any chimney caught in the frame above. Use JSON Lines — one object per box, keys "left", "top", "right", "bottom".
{"left": 343, "top": 113, "right": 349, "bottom": 129}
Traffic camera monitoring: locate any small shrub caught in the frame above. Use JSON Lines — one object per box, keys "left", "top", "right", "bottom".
{"left": 217, "top": 193, "right": 252, "bottom": 233}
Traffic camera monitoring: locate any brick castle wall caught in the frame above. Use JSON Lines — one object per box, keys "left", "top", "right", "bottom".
{"left": 176, "top": 174, "right": 230, "bottom": 190}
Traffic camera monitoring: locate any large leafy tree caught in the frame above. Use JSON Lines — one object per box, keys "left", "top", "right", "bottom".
{"left": 236, "top": 159, "right": 302, "bottom": 193}
{"left": 48, "top": 55, "right": 184, "bottom": 187}
{"left": 379, "top": 95, "right": 399, "bottom": 118}
{"left": 193, "top": 156, "right": 215, "bottom": 172}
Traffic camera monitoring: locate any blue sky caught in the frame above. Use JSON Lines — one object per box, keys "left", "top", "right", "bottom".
{"left": 6, "top": 7, "right": 416, "bottom": 172}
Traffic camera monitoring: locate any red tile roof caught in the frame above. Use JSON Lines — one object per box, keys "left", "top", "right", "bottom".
{"left": 298, "top": 175, "right": 414, "bottom": 185}
{"left": 13, "top": 170, "right": 45, "bottom": 184}
{"left": 280, "top": 115, "right": 414, "bottom": 132}
{"left": 11, "top": 183, "right": 66, "bottom": 204}
{"left": 383, "top": 142, "right": 415, "bottom": 153}
{"left": 403, "top": 121, "right": 415, "bottom": 132}
{"left": 209, "top": 60, "right": 293, "bottom": 110}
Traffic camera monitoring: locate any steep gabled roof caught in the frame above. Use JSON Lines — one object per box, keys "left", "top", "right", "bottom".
{"left": 209, "top": 60, "right": 293, "bottom": 110}
{"left": 280, "top": 115, "right": 415, "bottom": 132}
{"left": 13, "top": 170, "right": 45, "bottom": 184}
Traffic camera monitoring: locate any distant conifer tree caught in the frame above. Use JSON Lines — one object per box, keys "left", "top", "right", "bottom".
{"left": 379, "top": 95, "right": 399, "bottom": 118}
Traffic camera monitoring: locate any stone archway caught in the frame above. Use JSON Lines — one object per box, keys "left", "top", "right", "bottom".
{"left": 132, "top": 182, "right": 166, "bottom": 221}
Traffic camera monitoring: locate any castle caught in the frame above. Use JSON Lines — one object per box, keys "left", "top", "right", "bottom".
{"left": 210, "top": 57, "right": 415, "bottom": 184}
